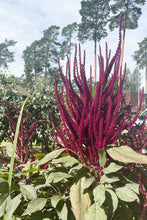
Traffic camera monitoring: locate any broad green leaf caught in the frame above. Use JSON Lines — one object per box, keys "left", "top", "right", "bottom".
{"left": 100, "top": 174, "right": 119, "bottom": 184}
{"left": 103, "top": 162, "right": 123, "bottom": 174}
{"left": 98, "top": 149, "right": 106, "bottom": 166}
{"left": 51, "top": 195, "right": 62, "bottom": 208}
{"left": 93, "top": 185, "right": 105, "bottom": 206}
{"left": 20, "top": 185, "right": 37, "bottom": 200}
{"left": 82, "top": 177, "right": 95, "bottom": 191}
{"left": 52, "top": 155, "right": 79, "bottom": 167}
{"left": 107, "top": 146, "right": 147, "bottom": 164}
{"left": 0, "top": 196, "right": 8, "bottom": 217}
{"left": 46, "top": 172, "right": 72, "bottom": 183}
{"left": 70, "top": 178, "right": 91, "bottom": 220}
{"left": 126, "top": 182, "right": 139, "bottom": 194}
{"left": 6, "top": 194, "right": 21, "bottom": 218}
{"left": 106, "top": 189, "right": 118, "bottom": 213}
{"left": 22, "top": 198, "right": 47, "bottom": 216}
{"left": 58, "top": 203, "right": 68, "bottom": 220}
{"left": 38, "top": 148, "right": 65, "bottom": 166}
{"left": 85, "top": 203, "right": 107, "bottom": 220}
{"left": 115, "top": 186, "right": 139, "bottom": 202}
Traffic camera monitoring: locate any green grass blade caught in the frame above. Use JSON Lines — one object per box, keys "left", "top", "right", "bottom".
{"left": 8, "top": 96, "right": 29, "bottom": 194}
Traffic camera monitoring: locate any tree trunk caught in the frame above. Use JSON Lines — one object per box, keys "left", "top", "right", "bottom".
{"left": 119, "top": 29, "right": 126, "bottom": 86}
{"left": 94, "top": 39, "right": 97, "bottom": 83}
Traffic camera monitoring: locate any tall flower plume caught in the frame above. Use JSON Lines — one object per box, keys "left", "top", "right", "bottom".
{"left": 51, "top": 15, "right": 144, "bottom": 168}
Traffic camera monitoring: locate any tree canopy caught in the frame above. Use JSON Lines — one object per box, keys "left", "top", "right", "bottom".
{"left": 0, "top": 39, "right": 17, "bottom": 68}
{"left": 78, "top": 0, "right": 110, "bottom": 82}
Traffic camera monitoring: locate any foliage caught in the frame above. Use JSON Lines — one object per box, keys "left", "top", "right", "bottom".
{"left": 50, "top": 19, "right": 144, "bottom": 171}
{"left": 0, "top": 39, "right": 17, "bottom": 68}
{"left": 133, "top": 37, "right": 147, "bottom": 69}
{"left": 0, "top": 15, "right": 147, "bottom": 220}
{"left": 109, "top": 0, "right": 146, "bottom": 31}
{"left": 0, "top": 102, "right": 45, "bottom": 168}
{"left": 123, "top": 67, "right": 141, "bottom": 92}
{"left": 78, "top": 0, "right": 110, "bottom": 81}
{"left": 0, "top": 73, "right": 59, "bottom": 151}
{"left": 22, "top": 25, "right": 60, "bottom": 89}
{"left": 60, "top": 22, "right": 78, "bottom": 60}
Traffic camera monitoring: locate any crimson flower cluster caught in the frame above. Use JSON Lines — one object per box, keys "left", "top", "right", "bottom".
{"left": 51, "top": 17, "right": 144, "bottom": 168}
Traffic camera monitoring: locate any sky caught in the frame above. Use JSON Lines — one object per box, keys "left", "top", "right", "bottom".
{"left": 0, "top": 0, "right": 147, "bottom": 86}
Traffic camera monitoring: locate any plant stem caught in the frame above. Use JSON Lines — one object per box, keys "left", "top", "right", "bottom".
{"left": 8, "top": 96, "right": 29, "bottom": 194}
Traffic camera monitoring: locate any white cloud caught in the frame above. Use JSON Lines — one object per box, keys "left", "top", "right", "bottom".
{"left": 0, "top": 0, "right": 146, "bottom": 87}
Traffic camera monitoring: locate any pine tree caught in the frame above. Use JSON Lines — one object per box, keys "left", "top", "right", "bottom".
{"left": 78, "top": 0, "right": 110, "bottom": 82}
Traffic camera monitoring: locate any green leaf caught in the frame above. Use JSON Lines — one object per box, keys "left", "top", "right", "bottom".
{"left": 52, "top": 155, "right": 79, "bottom": 167}
{"left": 20, "top": 185, "right": 37, "bottom": 200}
{"left": 58, "top": 203, "right": 68, "bottom": 220}
{"left": 98, "top": 149, "right": 106, "bottom": 166}
{"left": 22, "top": 198, "right": 47, "bottom": 216}
{"left": 100, "top": 174, "right": 119, "bottom": 184}
{"left": 70, "top": 178, "right": 91, "bottom": 220}
{"left": 38, "top": 148, "right": 65, "bottom": 166}
{"left": 0, "top": 195, "right": 8, "bottom": 218}
{"left": 93, "top": 185, "right": 105, "bottom": 206}
{"left": 46, "top": 172, "right": 72, "bottom": 183}
{"left": 103, "top": 162, "right": 123, "bottom": 174}
{"left": 51, "top": 195, "right": 62, "bottom": 208}
{"left": 126, "top": 182, "right": 139, "bottom": 194}
{"left": 107, "top": 146, "right": 147, "bottom": 164}
{"left": 106, "top": 189, "right": 118, "bottom": 213}
{"left": 85, "top": 203, "right": 107, "bottom": 220}
{"left": 115, "top": 186, "right": 139, "bottom": 202}
{"left": 82, "top": 177, "right": 95, "bottom": 191}
{"left": 6, "top": 194, "right": 21, "bottom": 218}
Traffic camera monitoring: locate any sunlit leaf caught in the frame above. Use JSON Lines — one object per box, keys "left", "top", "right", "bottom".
{"left": 115, "top": 186, "right": 139, "bottom": 202}
{"left": 51, "top": 195, "right": 62, "bottom": 208}
{"left": 20, "top": 185, "right": 37, "bottom": 200}
{"left": 103, "top": 162, "right": 123, "bottom": 174}
{"left": 52, "top": 155, "right": 79, "bottom": 167}
{"left": 93, "top": 184, "right": 105, "bottom": 206}
{"left": 37, "top": 148, "right": 65, "bottom": 166}
{"left": 98, "top": 149, "right": 106, "bottom": 166}
{"left": 100, "top": 174, "right": 119, "bottom": 184}
{"left": 46, "top": 172, "right": 72, "bottom": 183}
{"left": 107, "top": 146, "right": 147, "bottom": 164}
{"left": 85, "top": 203, "right": 107, "bottom": 220}
{"left": 22, "top": 198, "right": 47, "bottom": 216}
{"left": 6, "top": 194, "right": 21, "bottom": 218}
{"left": 70, "top": 178, "right": 91, "bottom": 220}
